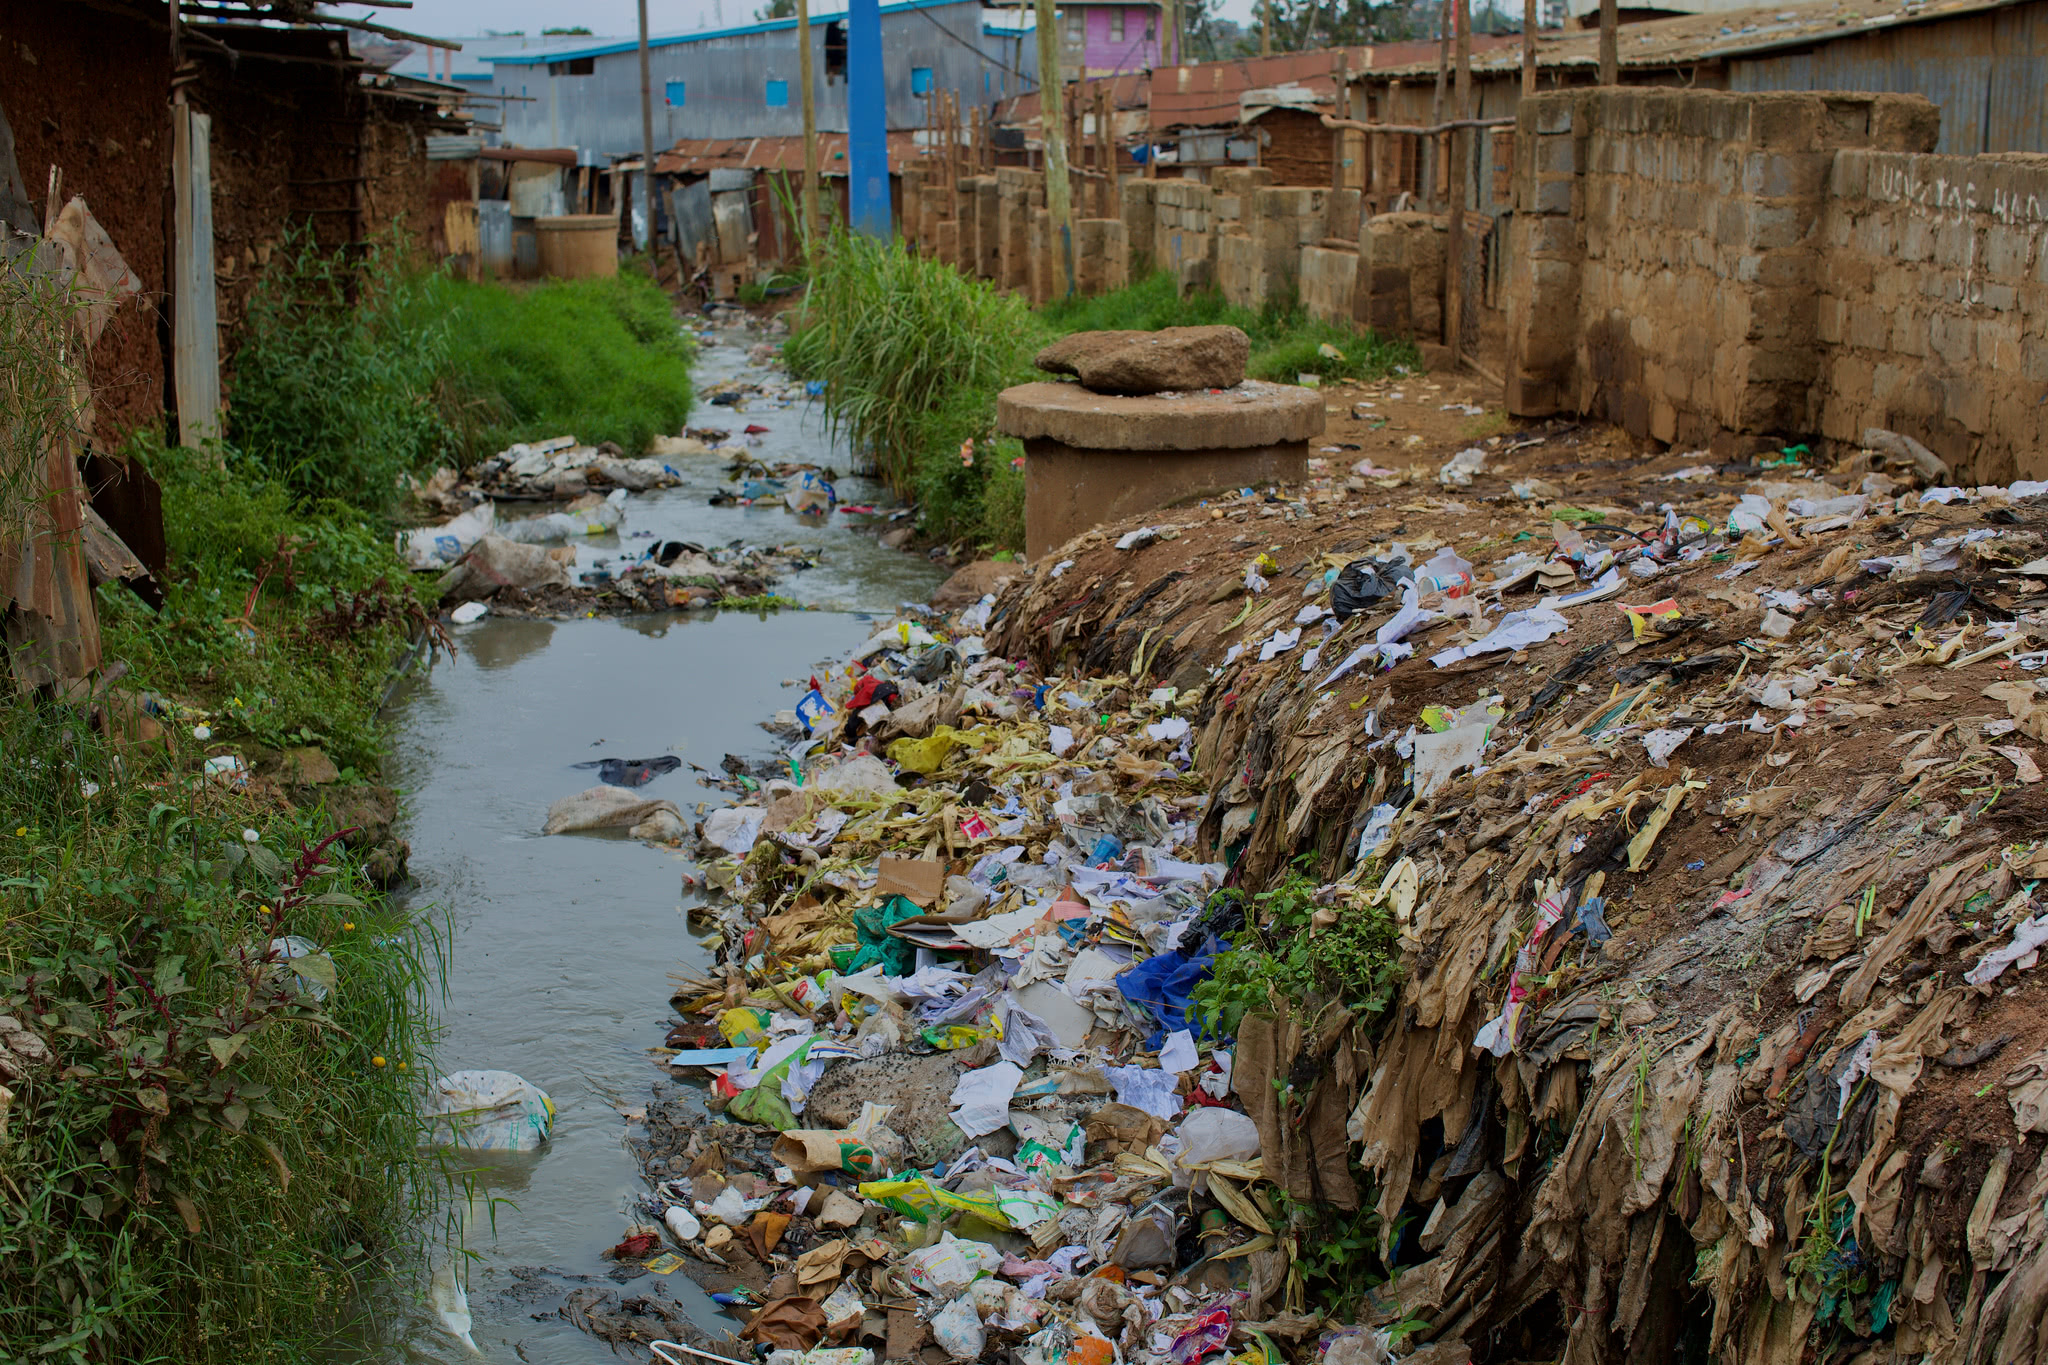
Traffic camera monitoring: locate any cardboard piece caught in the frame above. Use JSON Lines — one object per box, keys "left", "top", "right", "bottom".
{"left": 876, "top": 855, "right": 947, "bottom": 907}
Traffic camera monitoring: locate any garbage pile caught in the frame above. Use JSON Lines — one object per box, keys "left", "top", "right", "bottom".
{"left": 585, "top": 607, "right": 1410, "bottom": 1365}
{"left": 974, "top": 434, "right": 2048, "bottom": 1365}
{"left": 597, "top": 424, "right": 2048, "bottom": 1365}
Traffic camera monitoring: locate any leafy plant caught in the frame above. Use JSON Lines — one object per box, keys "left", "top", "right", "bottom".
{"left": 229, "top": 227, "right": 454, "bottom": 511}
{"left": 1190, "top": 857, "right": 1404, "bottom": 1039}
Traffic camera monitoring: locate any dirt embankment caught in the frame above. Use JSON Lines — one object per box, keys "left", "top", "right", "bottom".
{"left": 982, "top": 372, "right": 2048, "bottom": 1363}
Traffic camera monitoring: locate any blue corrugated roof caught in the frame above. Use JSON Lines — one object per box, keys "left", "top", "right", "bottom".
{"left": 490, "top": 0, "right": 977, "bottom": 64}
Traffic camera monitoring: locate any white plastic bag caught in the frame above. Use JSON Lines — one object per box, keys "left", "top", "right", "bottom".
{"left": 929, "top": 1296, "right": 987, "bottom": 1362}
{"left": 701, "top": 806, "right": 766, "bottom": 856}
{"left": 496, "top": 490, "right": 627, "bottom": 543}
{"left": 1170, "top": 1107, "right": 1261, "bottom": 1188}
{"left": 398, "top": 502, "right": 495, "bottom": 569}
{"left": 424, "top": 1069, "right": 555, "bottom": 1151}
{"left": 543, "top": 786, "right": 685, "bottom": 837}
{"left": 901, "top": 1233, "right": 1005, "bottom": 1297}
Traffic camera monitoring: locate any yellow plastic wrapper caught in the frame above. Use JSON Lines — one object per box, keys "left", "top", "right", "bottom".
{"left": 887, "top": 726, "right": 979, "bottom": 775}
{"left": 718, "top": 1007, "right": 772, "bottom": 1046}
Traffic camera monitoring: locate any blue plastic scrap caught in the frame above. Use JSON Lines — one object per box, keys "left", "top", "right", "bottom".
{"left": 1115, "top": 949, "right": 1217, "bottom": 1048}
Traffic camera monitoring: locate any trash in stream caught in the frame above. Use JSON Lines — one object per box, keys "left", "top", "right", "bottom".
{"left": 586, "top": 417, "right": 2048, "bottom": 1365}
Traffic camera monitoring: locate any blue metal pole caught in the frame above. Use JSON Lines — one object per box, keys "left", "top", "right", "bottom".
{"left": 846, "top": 0, "right": 890, "bottom": 236}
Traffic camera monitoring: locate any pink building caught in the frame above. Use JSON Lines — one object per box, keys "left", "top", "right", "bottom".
{"left": 1056, "top": 0, "right": 1168, "bottom": 76}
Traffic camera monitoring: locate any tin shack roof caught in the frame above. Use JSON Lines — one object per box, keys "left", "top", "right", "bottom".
{"left": 641, "top": 131, "right": 924, "bottom": 176}
{"left": 1351, "top": 0, "right": 2037, "bottom": 79}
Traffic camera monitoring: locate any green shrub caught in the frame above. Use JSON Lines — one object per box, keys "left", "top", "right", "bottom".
{"left": 0, "top": 703, "right": 446, "bottom": 1364}
{"left": 429, "top": 271, "right": 694, "bottom": 459}
{"left": 1190, "top": 860, "right": 1403, "bottom": 1040}
{"left": 228, "top": 229, "right": 453, "bottom": 512}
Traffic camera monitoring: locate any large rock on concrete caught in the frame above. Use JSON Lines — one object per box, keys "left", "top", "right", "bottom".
{"left": 1034, "top": 325, "right": 1249, "bottom": 394}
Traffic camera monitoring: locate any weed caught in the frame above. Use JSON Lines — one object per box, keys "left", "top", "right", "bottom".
{"left": 0, "top": 239, "right": 91, "bottom": 530}
{"left": 1190, "top": 857, "right": 1403, "bottom": 1040}
{"left": 229, "top": 228, "right": 453, "bottom": 512}
{"left": 784, "top": 228, "right": 1044, "bottom": 512}
{"left": 0, "top": 698, "right": 448, "bottom": 1363}
{"left": 427, "top": 270, "right": 695, "bottom": 459}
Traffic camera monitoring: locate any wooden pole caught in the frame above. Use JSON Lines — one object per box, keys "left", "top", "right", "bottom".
{"left": 1599, "top": 0, "right": 1618, "bottom": 84}
{"left": 1331, "top": 50, "right": 1349, "bottom": 191}
{"left": 1447, "top": 0, "right": 1471, "bottom": 365}
{"left": 1033, "top": 0, "right": 1075, "bottom": 297}
{"left": 1522, "top": 0, "right": 1537, "bottom": 94}
{"left": 1431, "top": 0, "right": 1449, "bottom": 130}
{"left": 1260, "top": 0, "right": 1272, "bottom": 55}
{"left": 798, "top": 0, "right": 819, "bottom": 249}
{"left": 1095, "top": 85, "right": 1109, "bottom": 217}
{"left": 637, "top": 0, "right": 655, "bottom": 261}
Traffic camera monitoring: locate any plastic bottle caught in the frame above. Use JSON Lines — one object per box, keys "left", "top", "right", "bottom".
{"left": 664, "top": 1204, "right": 702, "bottom": 1241}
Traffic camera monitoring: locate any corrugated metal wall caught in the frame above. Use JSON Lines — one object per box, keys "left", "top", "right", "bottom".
{"left": 1729, "top": 3, "right": 2048, "bottom": 155}
{"left": 494, "top": 2, "right": 1031, "bottom": 154}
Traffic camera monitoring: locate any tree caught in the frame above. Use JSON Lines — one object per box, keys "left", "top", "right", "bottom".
{"left": 754, "top": 0, "right": 796, "bottom": 16}
{"left": 542, "top": 25, "right": 594, "bottom": 33}
{"left": 1257, "top": 0, "right": 1431, "bottom": 51}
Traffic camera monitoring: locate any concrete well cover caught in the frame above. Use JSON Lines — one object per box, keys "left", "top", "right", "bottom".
{"left": 996, "top": 379, "right": 1325, "bottom": 452}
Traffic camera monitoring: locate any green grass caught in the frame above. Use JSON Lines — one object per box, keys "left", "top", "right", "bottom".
{"left": 229, "top": 230, "right": 454, "bottom": 512}
{"left": 428, "top": 270, "right": 695, "bottom": 460}
{"left": 1039, "top": 271, "right": 1420, "bottom": 384}
{"left": 782, "top": 229, "right": 1042, "bottom": 549}
{"left": 3, "top": 242, "right": 461, "bottom": 1361}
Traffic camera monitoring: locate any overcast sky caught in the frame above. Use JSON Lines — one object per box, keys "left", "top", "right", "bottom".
{"left": 332, "top": 0, "right": 1261, "bottom": 45}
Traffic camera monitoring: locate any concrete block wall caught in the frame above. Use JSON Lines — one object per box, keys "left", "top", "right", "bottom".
{"left": 1154, "top": 179, "right": 1217, "bottom": 294}
{"left": 1358, "top": 212, "right": 1446, "bottom": 340}
{"left": 1816, "top": 150, "right": 2048, "bottom": 481}
{"left": 1300, "top": 244, "right": 1359, "bottom": 325}
{"left": 1505, "top": 87, "right": 1948, "bottom": 455}
{"left": 1120, "top": 178, "right": 1157, "bottom": 273}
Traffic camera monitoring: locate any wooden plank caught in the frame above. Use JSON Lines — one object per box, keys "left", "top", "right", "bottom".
{"left": 172, "top": 102, "right": 221, "bottom": 448}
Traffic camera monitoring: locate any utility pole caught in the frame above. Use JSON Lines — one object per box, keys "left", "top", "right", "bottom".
{"left": 1447, "top": 0, "right": 1471, "bottom": 367}
{"left": 798, "top": 0, "right": 819, "bottom": 250}
{"left": 637, "top": 0, "right": 655, "bottom": 261}
{"left": 847, "top": 0, "right": 889, "bottom": 235}
{"left": 1599, "top": 0, "right": 1618, "bottom": 83}
{"left": 1522, "top": 0, "right": 1537, "bottom": 93}
{"left": 1033, "top": 0, "right": 1074, "bottom": 297}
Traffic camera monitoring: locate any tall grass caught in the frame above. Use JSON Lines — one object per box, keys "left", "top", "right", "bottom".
{"left": 0, "top": 691, "right": 449, "bottom": 1364}
{"left": 783, "top": 229, "right": 1042, "bottom": 547}
{"left": 229, "top": 229, "right": 454, "bottom": 512}
{"left": 428, "top": 270, "right": 695, "bottom": 459}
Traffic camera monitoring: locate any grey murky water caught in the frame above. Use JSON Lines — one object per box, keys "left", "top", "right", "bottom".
{"left": 379, "top": 325, "right": 946, "bottom": 1363}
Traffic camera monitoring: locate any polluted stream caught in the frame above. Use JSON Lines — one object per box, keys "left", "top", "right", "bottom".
{"left": 382, "top": 319, "right": 946, "bottom": 1363}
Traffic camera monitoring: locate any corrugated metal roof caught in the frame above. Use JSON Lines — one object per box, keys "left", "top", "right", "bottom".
{"left": 1353, "top": 0, "right": 2036, "bottom": 78}
{"left": 490, "top": 0, "right": 975, "bottom": 64}
{"left": 648, "top": 131, "right": 923, "bottom": 175}
{"left": 425, "top": 134, "right": 485, "bottom": 160}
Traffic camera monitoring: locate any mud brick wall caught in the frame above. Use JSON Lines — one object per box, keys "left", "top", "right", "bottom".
{"left": 996, "top": 168, "right": 1037, "bottom": 293}
{"left": 1357, "top": 212, "right": 1445, "bottom": 340}
{"left": 1120, "top": 178, "right": 1157, "bottom": 273}
{"left": 1506, "top": 87, "right": 1939, "bottom": 452}
{"left": 1817, "top": 151, "right": 2048, "bottom": 482}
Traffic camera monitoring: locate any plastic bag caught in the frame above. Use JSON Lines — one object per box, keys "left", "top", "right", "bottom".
{"left": 436, "top": 532, "right": 572, "bottom": 602}
{"left": 398, "top": 502, "right": 494, "bottom": 569}
{"left": 949, "top": 1061, "right": 1024, "bottom": 1139}
{"left": 929, "top": 1295, "right": 986, "bottom": 1362}
{"left": 900, "top": 1233, "right": 1005, "bottom": 1297}
{"left": 424, "top": 1069, "right": 555, "bottom": 1151}
{"left": 543, "top": 786, "right": 685, "bottom": 837}
{"left": 1330, "top": 556, "right": 1413, "bottom": 620}
{"left": 497, "top": 490, "right": 627, "bottom": 543}
{"left": 1170, "top": 1107, "right": 1262, "bottom": 1188}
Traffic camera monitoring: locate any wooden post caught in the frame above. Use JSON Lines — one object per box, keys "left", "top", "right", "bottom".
{"left": 1599, "top": 0, "right": 1618, "bottom": 84}
{"left": 1447, "top": 0, "right": 1471, "bottom": 365}
{"left": 1431, "top": 0, "right": 1449, "bottom": 130}
{"left": 1095, "top": 85, "right": 1110, "bottom": 217}
{"left": 1331, "top": 50, "right": 1349, "bottom": 191}
{"left": 637, "top": 0, "right": 655, "bottom": 258}
{"left": 798, "top": 0, "right": 819, "bottom": 249}
{"left": 1260, "top": 0, "right": 1272, "bottom": 55}
{"left": 1034, "top": 0, "right": 1075, "bottom": 297}
{"left": 1522, "top": 0, "right": 1537, "bottom": 94}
